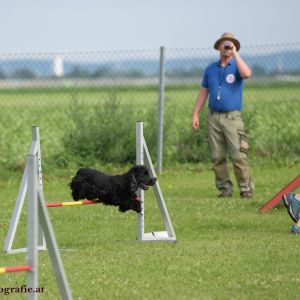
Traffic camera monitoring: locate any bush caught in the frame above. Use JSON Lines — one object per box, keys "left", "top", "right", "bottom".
{"left": 62, "top": 94, "right": 177, "bottom": 167}
{"left": 63, "top": 95, "right": 136, "bottom": 166}
{"left": 62, "top": 89, "right": 300, "bottom": 168}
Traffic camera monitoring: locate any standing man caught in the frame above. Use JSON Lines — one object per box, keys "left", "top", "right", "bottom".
{"left": 192, "top": 32, "right": 253, "bottom": 198}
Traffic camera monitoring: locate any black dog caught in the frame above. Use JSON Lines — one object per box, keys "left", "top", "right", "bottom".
{"left": 69, "top": 165, "right": 156, "bottom": 213}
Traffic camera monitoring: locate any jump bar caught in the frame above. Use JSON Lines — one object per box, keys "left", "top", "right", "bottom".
{"left": 47, "top": 200, "right": 100, "bottom": 208}
{"left": 0, "top": 265, "right": 32, "bottom": 274}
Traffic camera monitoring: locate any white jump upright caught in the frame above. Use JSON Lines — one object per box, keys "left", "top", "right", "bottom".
{"left": 27, "top": 154, "right": 38, "bottom": 298}
{"left": 0, "top": 154, "right": 72, "bottom": 300}
{"left": 4, "top": 126, "right": 46, "bottom": 254}
{"left": 29, "top": 153, "right": 72, "bottom": 299}
{"left": 136, "top": 122, "right": 176, "bottom": 242}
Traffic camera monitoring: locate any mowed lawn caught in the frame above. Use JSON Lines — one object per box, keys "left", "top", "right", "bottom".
{"left": 1, "top": 83, "right": 300, "bottom": 299}
{"left": 1, "top": 162, "right": 300, "bottom": 300}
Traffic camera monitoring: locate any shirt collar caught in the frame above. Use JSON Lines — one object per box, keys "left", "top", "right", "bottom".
{"left": 218, "top": 58, "right": 234, "bottom": 67}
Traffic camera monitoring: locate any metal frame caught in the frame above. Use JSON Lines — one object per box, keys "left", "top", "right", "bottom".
{"left": 136, "top": 122, "right": 176, "bottom": 242}
{"left": 29, "top": 154, "right": 72, "bottom": 299}
{"left": 1, "top": 154, "right": 72, "bottom": 299}
{"left": 27, "top": 154, "right": 38, "bottom": 298}
{"left": 3, "top": 126, "right": 46, "bottom": 254}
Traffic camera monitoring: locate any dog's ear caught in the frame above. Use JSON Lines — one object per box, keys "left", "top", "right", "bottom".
{"left": 130, "top": 174, "right": 139, "bottom": 194}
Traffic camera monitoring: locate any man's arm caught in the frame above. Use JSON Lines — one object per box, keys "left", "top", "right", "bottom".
{"left": 231, "top": 45, "right": 252, "bottom": 79}
{"left": 192, "top": 87, "right": 208, "bottom": 130}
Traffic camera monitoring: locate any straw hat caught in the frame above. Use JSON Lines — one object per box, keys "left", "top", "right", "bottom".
{"left": 214, "top": 32, "right": 240, "bottom": 51}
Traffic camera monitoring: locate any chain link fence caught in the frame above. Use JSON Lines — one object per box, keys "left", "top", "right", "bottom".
{"left": 0, "top": 43, "right": 300, "bottom": 171}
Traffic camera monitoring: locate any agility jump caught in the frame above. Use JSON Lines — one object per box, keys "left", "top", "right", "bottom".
{"left": 1, "top": 154, "right": 72, "bottom": 300}
{"left": 4, "top": 123, "right": 176, "bottom": 254}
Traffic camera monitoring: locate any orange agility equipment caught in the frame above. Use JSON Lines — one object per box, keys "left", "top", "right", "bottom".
{"left": 0, "top": 265, "right": 32, "bottom": 275}
{"left": 46, "top": 200, "right": 100, "bottom": 208}
{"left": 260, "top": 175, "right": 300, "bottom": 212}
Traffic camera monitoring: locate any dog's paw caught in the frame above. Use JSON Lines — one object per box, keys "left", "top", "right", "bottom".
{"left": 134, "top": 206, "right": 142, "bottom": 214}
{"left": 133, "top": 202, "right": 141, "bottom": 213}
{"left": 119, "top": 206, "right": 130, "bottom": 213}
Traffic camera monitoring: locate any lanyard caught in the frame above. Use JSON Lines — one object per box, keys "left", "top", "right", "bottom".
{"left": 217, "top": 64, "right": 228, "bottom": 101}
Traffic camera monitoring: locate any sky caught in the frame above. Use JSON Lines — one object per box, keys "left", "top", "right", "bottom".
{"left": 0, "top": 0, "right": 299, "bottom": 54}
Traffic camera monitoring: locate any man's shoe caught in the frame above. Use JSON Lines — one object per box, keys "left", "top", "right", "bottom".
{"left": 291, "top": 224, "right": 300, "bottom": 234}
{"left": 240, "top": 191, "right": 252, "bottom": 199}
{"left": 282, "top": 193, "right": 293, "bottom": 208}
{"left": 218, "top": 190, "right": 232, "bottom": 198}
{"left": 282, "top": 193, "right": 300, "bottom": 222}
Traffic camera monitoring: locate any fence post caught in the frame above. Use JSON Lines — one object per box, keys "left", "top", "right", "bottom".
{"left": 157, "top": 46, "right": 165, "bottom": 174}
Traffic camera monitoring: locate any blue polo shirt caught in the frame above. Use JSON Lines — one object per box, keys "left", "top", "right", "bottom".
{"left": 202, "top": 59, "right": 244, "bottom": 112}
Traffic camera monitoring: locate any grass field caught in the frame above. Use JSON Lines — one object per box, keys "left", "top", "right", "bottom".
{"left": 1, "top": 161, "right": 300, "bottom": 300}
{"left": 0, "top": 82, "right": 300, "bottom": 169}
{"left": 0, "top": 82, "right": 300, "bottom": 299}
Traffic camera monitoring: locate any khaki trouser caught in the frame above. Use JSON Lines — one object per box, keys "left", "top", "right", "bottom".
{"left": 207, "top": 109, "right": 253, "bottom": 194}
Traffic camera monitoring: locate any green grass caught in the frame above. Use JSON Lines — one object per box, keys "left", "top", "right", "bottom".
{"left": 1, "top": 82, "right": 300, "bottom": 169}
{"left": 1, "top": 162, "right": 300, "bottom": 299}
{"left": 1, "top": 83, "right": 300, "bottom": 299}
